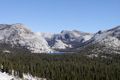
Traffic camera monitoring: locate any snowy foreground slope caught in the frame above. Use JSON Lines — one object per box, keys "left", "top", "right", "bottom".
{"left": 0, "top": 71, "right": 46, "bottom": 80}
{"left": 0, "top": 24, "right": 52, "bottom": 53}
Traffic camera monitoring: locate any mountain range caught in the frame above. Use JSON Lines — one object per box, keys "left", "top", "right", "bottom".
{"left": 0, "top": 23, "right": 120, "bottom": 54}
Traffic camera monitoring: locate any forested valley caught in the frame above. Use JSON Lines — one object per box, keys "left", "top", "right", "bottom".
{"left": 0, "top": 49, "right": 120, "bottom": 80}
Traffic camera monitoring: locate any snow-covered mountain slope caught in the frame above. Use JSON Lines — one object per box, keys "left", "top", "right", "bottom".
{"left": 0, "top": 71, "right": 46, "bottom": 80}
{"left": 60, "top": 30, "right": 92, "bottom": 42}
{"left": 64, "top": 26, "right": 120, "bottom": 54}
{"left": 76, "top": 26, "right": 120, "bottom": 55}
{"left": 36, "top": 30, "right": 93, "bottom": 49}
{"left": 52, "top": 40, "right": 72, "bottom": 49}
{"left": 0, "top": 24, "right": 52, "bottom": 53}
{"left": 36, "top": 32, "right": 54, "bottom": 40}
{"left": 1, "top": 23, "right": 120, "bottom": 53}
{"left": 90, "top": 26, "right": 120, "bottom": 48}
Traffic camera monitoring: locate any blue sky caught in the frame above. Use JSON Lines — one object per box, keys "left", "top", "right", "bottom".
{"left": 0, "top": 0, "right": 120, "bottom": 33}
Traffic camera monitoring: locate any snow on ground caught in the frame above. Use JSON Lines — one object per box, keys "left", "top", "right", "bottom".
{"left": 0, "top": 72, "right": 13, "bottom": 80}
{"left": 0, "top": 71, "right": 46, "bottom": 80}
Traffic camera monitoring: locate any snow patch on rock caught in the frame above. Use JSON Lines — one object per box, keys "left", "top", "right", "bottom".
{"left": 52, "top": 40, "right": 72, "bottom": 49}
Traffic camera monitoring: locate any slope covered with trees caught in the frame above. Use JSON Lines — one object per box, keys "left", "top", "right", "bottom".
{"left": 0, "top": 49, "right": 120, "bottom": 80}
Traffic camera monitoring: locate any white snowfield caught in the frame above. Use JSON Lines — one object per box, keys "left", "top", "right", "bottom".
{"left": 0, "top": 72, "right": 13, "bottom": 80}
{"left": 0, "top": 71, "right": 46, "bottom": 80}
{"left": 0, "top": 24, "right": 53, "bottom": 53}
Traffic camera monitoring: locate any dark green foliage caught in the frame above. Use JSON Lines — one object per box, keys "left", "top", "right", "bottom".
{"left": 0, "top": 50, "right": 120, "bottom": 80}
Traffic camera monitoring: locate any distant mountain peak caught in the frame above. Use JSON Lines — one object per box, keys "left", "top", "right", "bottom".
{"left": 37, "top": 29, "right": 93, "bottom": 50}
